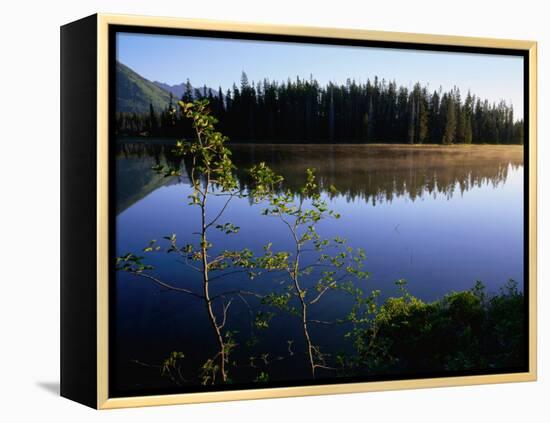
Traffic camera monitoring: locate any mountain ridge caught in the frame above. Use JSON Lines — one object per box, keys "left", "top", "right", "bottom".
{"left": 116, "top": 61, "right": 173, "bottom": 114}
{"left": 153, "top": 80, "right": 218, "bottom": 101}
{"left": 116, "top": 60, "right": 219, "bottom": 114}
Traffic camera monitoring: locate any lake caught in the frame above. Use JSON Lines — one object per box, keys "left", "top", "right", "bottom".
{"left": 112, "top": 140, "right": 524, "bottom": 395}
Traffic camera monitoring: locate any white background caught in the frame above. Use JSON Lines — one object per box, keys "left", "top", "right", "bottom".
{"left": 0, "top": 0, "right": 547, "bottom": 421}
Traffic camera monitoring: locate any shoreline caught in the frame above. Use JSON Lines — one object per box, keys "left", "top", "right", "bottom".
{"left": 115, "top": 136, "right": 524, "bottom": 149}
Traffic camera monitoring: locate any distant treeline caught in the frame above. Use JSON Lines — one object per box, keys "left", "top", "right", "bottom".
{"left": 115, "top": 73, "right": 524, "bottom": 144}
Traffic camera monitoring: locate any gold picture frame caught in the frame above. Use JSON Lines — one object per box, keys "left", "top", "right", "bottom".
{"left": 61, "top": 13, "right": 537, "bottom": 409}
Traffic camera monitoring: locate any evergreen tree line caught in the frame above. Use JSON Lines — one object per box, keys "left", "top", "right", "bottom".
{"left": 115, "top": 73, "right": 524, "bottom": 144}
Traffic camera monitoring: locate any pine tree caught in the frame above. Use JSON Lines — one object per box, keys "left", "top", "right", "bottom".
{"left": 464, "top": 92, "right": 474, "bottom": 144}
{"left": 429, "top": 90, "right": 442, "bottom": 144}
{"left": 418, "top": 87, "right": 429, "bottom": 144}
{"left": 442, "top": 93, "right": 456, "bottom": 145}
{"left": 182, "top": 79, "right": 193, "bottom": 102}
{"left": 148, "top": 103, "right": 158, "bottom": 136}
{"left": 455, "top": 90, "right": 466, "bottom": 144}
{"left": 408, "top": 91, "right": 416, "bottom": 144}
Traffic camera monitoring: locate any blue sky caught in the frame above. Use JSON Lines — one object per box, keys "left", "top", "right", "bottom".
{"left": 117, "top": 32, "right": 524, "bottom": 118}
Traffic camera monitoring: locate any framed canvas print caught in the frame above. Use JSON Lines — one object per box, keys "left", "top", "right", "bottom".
{"left": 60, "top": 14, "right": 537, "bottom": 409}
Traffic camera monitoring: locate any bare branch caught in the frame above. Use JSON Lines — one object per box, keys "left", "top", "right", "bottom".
{"left": 211, "top": 290, "right": 264, "bottom": 302}
{"left": 175, "top": 258, "right": 201, "bottom": 273}
{"left": 131, "top": 359, "right": 161, "bottom": 369}
{"left": 218, "top": 298, "right": 233, "bottom": 330}
{"left": 129, "top": 271, "right": 204, "bottom": 299}
{"left": 313, "top": 364, "right": 338, "bottom": 371}
{"left": 308, "top": 319, "right": 347, "bottom": 325}
{"left": 205, "top": 194, "right": 234, "bottom": 230}
{"left": 308, "top": 285, "right": 333, "bottom": 305}
{"left": 209, "top": 269, "right": 255, "bottom": 282}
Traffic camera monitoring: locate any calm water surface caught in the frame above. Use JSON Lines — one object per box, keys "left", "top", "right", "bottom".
{"left": 113, "top": 140, "right": 524, "bottom": 394}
